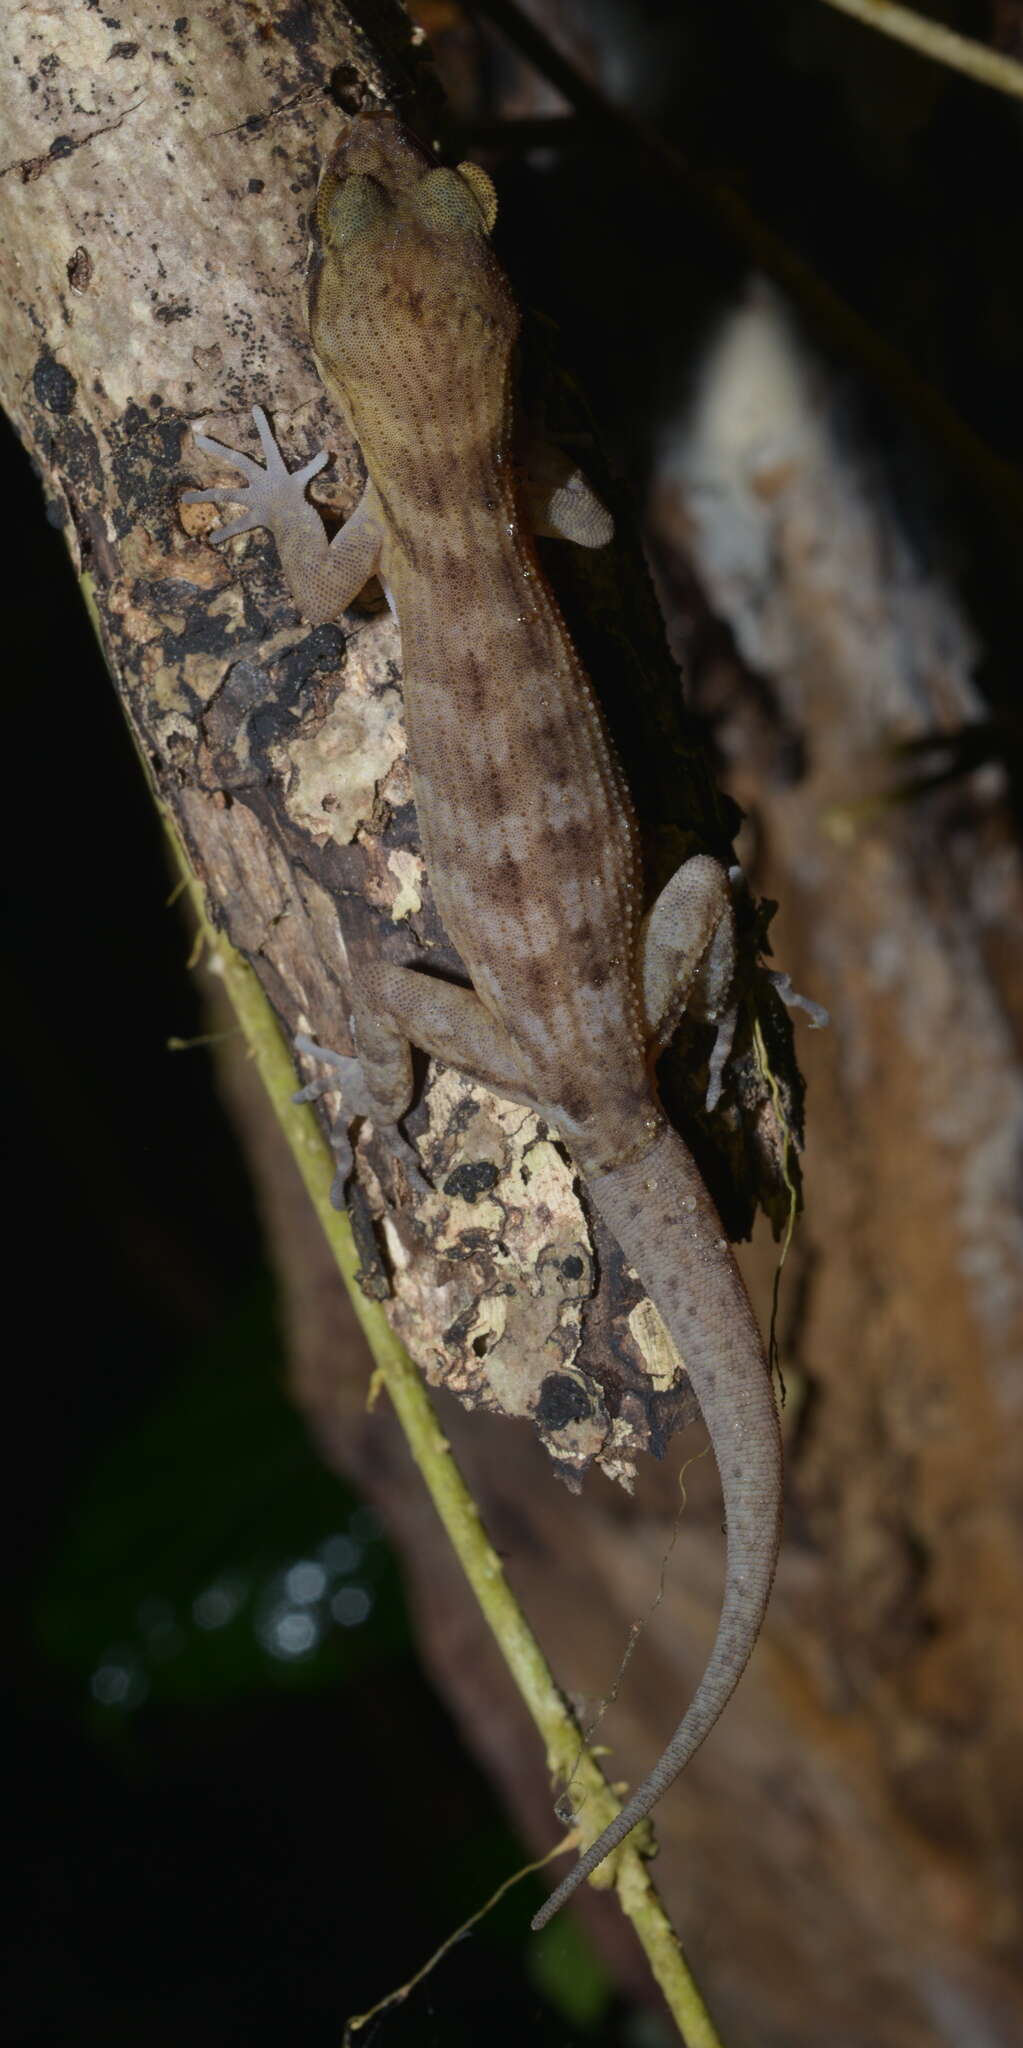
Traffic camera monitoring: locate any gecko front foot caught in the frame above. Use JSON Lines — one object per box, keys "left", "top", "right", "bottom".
{"left": 293, "top": 1034, "right": 431, "bottom": 1206}
{"left": 183, "top": 405, "right": 328, "bottom": 544}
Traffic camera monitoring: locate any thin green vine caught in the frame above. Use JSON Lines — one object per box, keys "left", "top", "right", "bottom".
{"left": 165, "top": 813, "right": 726, "bottom": 2048}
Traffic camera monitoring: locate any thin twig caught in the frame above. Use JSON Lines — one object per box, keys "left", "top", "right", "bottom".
{"left": 162, "top": 807, "right": 727, "bottom": 2048}
{"left": 814, "top": 0, "right": 1023, "bottom": 102}
{"left": 343, "top": 1840, "right": 577, "bottom": 2042}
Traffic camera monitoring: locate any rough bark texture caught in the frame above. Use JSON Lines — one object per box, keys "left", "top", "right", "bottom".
{"left": 4, "top": 4, "right": 1022, "bottom": 2046}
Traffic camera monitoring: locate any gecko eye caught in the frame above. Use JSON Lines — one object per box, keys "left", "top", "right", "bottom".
{"left": 317, "top": 171, "right": 391, "bottom": 252}
{"left": 413, "top": 163, "right": 498, "bottom": 237}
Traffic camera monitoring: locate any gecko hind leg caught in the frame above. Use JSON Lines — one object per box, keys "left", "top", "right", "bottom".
{"left": 358, "top": 964, "right": 534, "bottom": 1104}
{"left": 296, "top": 968, "right": 535, "bottom": 1206}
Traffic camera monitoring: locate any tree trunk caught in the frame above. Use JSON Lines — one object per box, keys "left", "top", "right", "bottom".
{"left": 3, "top": 3, "right": 1021, "bottom": 2044}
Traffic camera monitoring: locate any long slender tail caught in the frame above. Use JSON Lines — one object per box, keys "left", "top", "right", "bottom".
{"left": 531, "top": 1121, "right": 782, "bottom": 1931}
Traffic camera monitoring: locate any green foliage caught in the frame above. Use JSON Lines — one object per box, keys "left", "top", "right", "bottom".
{"left": 528, "top": 1912, "right": 613, "bottom": 2029}
{"left": 35, "top": 1280, "right": 407, "bottom": 1722}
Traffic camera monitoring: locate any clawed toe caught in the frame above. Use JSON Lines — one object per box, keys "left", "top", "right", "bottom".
{"left": 210, "top": 510, "right": 261, "bottom": 544}
{"left": 293, "top": 447, "right": 330, "bottom": 487}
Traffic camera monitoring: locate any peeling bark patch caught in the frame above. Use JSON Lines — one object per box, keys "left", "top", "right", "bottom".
{"left": 278, "top": 667, "right": 405, "bottom": 849}
{"left": 160, "top": 598, "right": 254, "bottom": 671}
{"left": 277, "top": 623, "right": 345, "bottom": 695}
{"left": 443, "top": 1159, "right": 500, "bottom": 1203}
{"left": 48, "top": 414, "right": 105, "bottom": 515}
{"left": 33, "top": 350, "right": 76, "bottom": 414}
{"left": 382, "top": 1073, "right": 616, "bottom": 1477}
{"left": 202, "top": 659, "right": 275, "bottom": 786}
{"left": 384, "top": 848, "right": 422, "bottom": 919}
{"left": 109, "top": 406, "right": 187, "bottom": 531}
{"left": 347, "top": 1179, "right": 389, "bottom": 1301}
{"left": 67, "top": 246, "right": 92, "bottom": 294}
{"left": 327, "top": 62, "right": 371, "bottom": 115}
{"left": 536, "top": 1372, "right": 592, "bottom": 1429}
{"left": 627, "top": 1295, "right": 684, "bottom": 1391}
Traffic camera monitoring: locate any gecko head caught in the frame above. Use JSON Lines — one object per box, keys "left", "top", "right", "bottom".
{"left": 314, "top": 113, "right": 498, "bottom": 249}
{"left": 308, "top": 113, "right": 517, "bottom": 432}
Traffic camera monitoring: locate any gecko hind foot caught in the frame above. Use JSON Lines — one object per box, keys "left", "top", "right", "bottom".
{"left": 293, "top": 1034, "right": 432, "bottom": 1204}
{"left": 294, "top": 1035, "right": 372, "bottom": 1207}
{"left": 766, "top": 971, "right": 829, "bottom": 1030}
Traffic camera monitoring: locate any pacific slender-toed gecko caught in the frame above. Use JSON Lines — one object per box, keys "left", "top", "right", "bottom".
{"left": 184, "top": 112, "right": 819, "bottom": 1931}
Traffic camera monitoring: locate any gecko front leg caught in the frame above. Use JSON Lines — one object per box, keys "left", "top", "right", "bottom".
{"left": 522, "top": 438, "right": 614, "bottom": 549}
{"left": 642, "top": 857, "right": 829, "bottom": 1111}
{"left": 183, "top": 406, "right": 383, "bottom": 623}
{"left": 641, "top": 854, "right": 740, "bottom": 1110}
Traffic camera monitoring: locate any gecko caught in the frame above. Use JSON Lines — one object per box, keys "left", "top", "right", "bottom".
{"left": 184, "top": 112, "right": 814, "bottom": 1932}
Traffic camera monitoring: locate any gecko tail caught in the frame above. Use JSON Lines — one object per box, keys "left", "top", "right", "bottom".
{"left": 531, "top": 1121, "right": 782, "bottom": 1932}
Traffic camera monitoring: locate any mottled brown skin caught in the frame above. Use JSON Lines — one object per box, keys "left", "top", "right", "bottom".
{"left": 185, "top": 113, "right": 783, "bottom": 1930}
{"left": 307, "top": 120, "right": 652, "bottom": 1171}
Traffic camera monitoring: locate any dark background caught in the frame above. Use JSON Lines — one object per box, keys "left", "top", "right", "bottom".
{"left": 6, "top": 2, "right": 1021, "bottom": 2042}
{"left": 3, "top": 417, "right": 632, "bottom": 2039}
